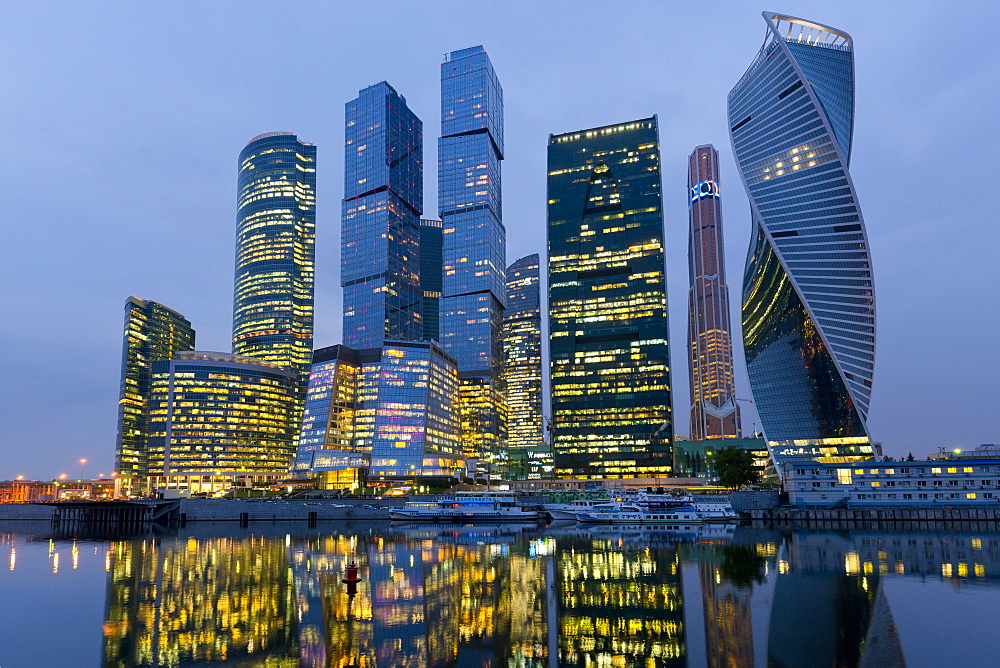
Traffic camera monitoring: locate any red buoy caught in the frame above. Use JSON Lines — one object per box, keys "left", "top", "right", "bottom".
{"left": 342, "top": 561, "right": 362, "bottom": 596}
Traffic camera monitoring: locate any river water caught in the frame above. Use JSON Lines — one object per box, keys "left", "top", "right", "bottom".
{"left": 0, "top": 520, "right": 997, "bottom": 667}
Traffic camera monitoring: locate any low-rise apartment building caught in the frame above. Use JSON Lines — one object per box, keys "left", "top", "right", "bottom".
{"left": 784, "top": 459, "right": 1000, "bottom": 507}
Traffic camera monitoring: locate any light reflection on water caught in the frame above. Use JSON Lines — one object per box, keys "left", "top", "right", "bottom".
{"left": 1, "top": 521, "right": 998, "bottom": 667}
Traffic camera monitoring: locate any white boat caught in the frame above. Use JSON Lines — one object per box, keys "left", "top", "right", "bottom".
{"left": 689, "top": 500, "right": 737, "bottom": 522}
{"left": 576, "top": 503, "right": 704, "bottom": 525}
{"left": 543, "top": 498, "right": 617, "bottom": 521}
{"left": 389, "top": 492, "right": 539, "bottom": 522}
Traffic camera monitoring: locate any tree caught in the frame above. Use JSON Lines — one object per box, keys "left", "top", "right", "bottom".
{"left": 882, "top": 456, "right": 895, "bottom": 462}
{"left": 713, "top": 447, "right": 759, "bottom": 490}
{"left": 907, "top": 452, "right": 915, "bottom": 461}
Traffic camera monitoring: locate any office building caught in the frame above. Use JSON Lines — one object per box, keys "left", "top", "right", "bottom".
{"left": 292, "top": 341, "right": 463, "bottom": 491}
{"left": 548, "top": 118, "right": 673, "bottom": 478}
{"left": 114, "top": 297, "right": 195, "bottom": 488}
{"left": 420, "top": 218, "right": 443, "bottom": 341}
{"left": 687, "top": 145, "right": 741, "bottom": 440}
{"left": 232, "top": 131, "right": 316, "bottom": 402}
{"left": 438, "top": 46, "right": 508, "bottom": 478}
{"left": 503, "top": 254, "right": 546, "bottom": 479}
{"left": 145, "top": 351, "right": 298, "bottom": 492}
{"left": 728, "top": 13, "right": 875, "bottom": 469}
{"left": 672, "top": 437, "right": 771, "bottom": 481}
{"left": 342, "top": 83, "right": 423, "bottom": 349}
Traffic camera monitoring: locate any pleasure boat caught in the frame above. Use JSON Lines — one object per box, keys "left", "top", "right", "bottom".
{"left": 576, "top": 503, "right": 704, "bottom": 525}
{"left": 389, "top": 492, "right": 540, "bottom": 522}
{"left": 543, "top": 498, "right": 618, "bottom": 521}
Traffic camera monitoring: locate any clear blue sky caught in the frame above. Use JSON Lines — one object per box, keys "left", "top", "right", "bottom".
{"left": 1, "top": 1, "right": 997, "bottom": 478}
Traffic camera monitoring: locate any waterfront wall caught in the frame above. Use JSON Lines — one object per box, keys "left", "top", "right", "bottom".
{"left": 744, "top": 507, "right": 1000, "bottom": 523}
{"left": 728, "top": 490, "right": 781, "bottom": 511}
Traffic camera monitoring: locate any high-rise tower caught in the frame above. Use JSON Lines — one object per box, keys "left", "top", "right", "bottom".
{"left": 729, "top": 13, "right": 875, "bottom": 468}
{"left": 687, "top": 145, "right": 741, "bottom": 440}
{"left": 114, "top": 297, "right": 195, "bottom": 487}
{"left": 342, "top": 83, "right": 423, "bottom": 348}
{"left": 232, "top": 132, "right": 317, "bottom": 385}
{"left": 548, "top": 118, "right": 673, "bottom": 479}
{"left": 503, "top": 254, "right": 544, "bottom": 479}
{"left": 438, "top": 46, "right": 507, "bottom": 477}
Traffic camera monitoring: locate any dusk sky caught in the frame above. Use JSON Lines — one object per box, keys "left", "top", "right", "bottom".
{"left": 2, "top": 1, "right": 997, "bottom": 479}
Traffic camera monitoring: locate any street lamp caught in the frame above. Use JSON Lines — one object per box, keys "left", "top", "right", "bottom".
{"left": 79, "top": 458, "right": 87, "bottom": 481}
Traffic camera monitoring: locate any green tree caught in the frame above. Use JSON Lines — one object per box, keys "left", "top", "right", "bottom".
{"left": 713, "top": 447, "right": 759, "bottom": 490}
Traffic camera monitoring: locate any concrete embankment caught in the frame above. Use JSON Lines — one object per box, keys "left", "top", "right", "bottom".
{"left": 0, "top": 499, "right": 402, "bottom": 523}
{"left": 744, "top": 506, "right": 1000, "bottom": 528}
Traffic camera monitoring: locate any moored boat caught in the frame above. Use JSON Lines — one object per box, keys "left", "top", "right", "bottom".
{"left": 389, "top": 492, "right": 540, "bottom": 522}
{"left": 576, "top": 503, "right": 704, "bottom": 525}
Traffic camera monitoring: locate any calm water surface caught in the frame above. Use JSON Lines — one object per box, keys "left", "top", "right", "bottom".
{"left": 1, "top": 520, "right": 998, "bottom": 667}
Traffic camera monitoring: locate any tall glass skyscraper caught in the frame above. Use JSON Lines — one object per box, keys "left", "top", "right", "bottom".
{"left": 687, "top": 145, "right": 741, "bottom": 440}
{"left": 420, "top": 218, "right": 443, "bottom": 342}
{"left": 232, "top": 132, "right": 317, "bottom": 388}
{"left": 729, "top": 13, "right": 875, "bottom": 468}
{"left": 548, "top": 119, "right": 673, "bottom": 479}
{"left": 114, "top": 297, "right": 195, "bottom": 487}
{"left": 438, "top": 46, "right": 507, "bottom": 476}
{"left": 342, "top": 83, "right": 423, "bottom": 348}
{"left": 503, "top": 254, "right": 545, "bottom": 479}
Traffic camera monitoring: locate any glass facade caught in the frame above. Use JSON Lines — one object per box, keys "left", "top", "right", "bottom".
{"left": 292, "top": 341, "right": 462, "bottom": 487}
{"left": 145, "top": 351, "right": 298, "bottom": 490}
{"left": 342, "top": 82, "right": 423, "bottom": 349}
{"left": 673, "top": 437, "right": 772, "bottom": 481}
{"left": 114, "top": 297, "right": 195, "bottom": 485}
{"left": 231, "top": 132, "right": 316, "bottom": 423}
{"left": 547, "top": 118, "right": 673, "bottom": 479}
{"left": 503, "top": 254, "right": 547, "bottom": 480}
{"left": 420, "top": 218, "right": 443, "bottom": 342}
{"left": 728, "top": 13, "right": 875, "bottom": 469}
{"left": 438, "top": 46, "right": 507, "bottom": 477}
{"left": 687, "top": 144, "right": 741, "bottom": 440}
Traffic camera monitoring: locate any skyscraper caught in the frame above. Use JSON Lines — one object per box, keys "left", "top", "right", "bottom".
{"left": 729, "top": 13, "right": 875, "bottom": 468}
{"left": 438, "top": 46, "right": 507, "bottom": 476}
{"left": 291, "top": 80, "right": 463, "bottom": 492}
{"left": 548, "top": 118, "right": 673, "bottom": 479}
{"left": 420, "top": 218, "right": 443, "bottom": 342}
{"left": 687, "top": 144, "right": 741, "bottom": 440}
{"left": 114, "top": 297, "right": 195, "bottom": 488}
{"left": 342, "top": 83, "right": 423, "bottom": 348}
{"left": 503, "top": 254, "right": 545, "bottom": 479}
{"left": 232, "top": 132, "right": 317, "bottom": 387}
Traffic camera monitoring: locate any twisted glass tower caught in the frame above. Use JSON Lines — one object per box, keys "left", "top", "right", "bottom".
{"left": 729, "top": 13, "right": 875, "bottom": 467}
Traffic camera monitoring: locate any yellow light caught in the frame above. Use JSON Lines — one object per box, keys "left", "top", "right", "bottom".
{"left": 59, "top": 474, "right": 67, "bottom": 479}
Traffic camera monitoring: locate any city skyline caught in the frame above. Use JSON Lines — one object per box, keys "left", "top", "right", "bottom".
{"left": 2, "top": 2, "right": 998, "bottom": 477}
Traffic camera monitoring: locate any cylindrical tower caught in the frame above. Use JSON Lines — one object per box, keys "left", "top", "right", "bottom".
{"left": 232, "top": 132, "right": 316, "bottom": 387}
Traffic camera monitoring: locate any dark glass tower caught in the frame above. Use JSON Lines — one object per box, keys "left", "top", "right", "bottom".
{"left": 687, "top": 144, "right": 741, "bottom": 440}
{"left": 114, "top": 297, "right": 195, "bottom": 487}
{"left": 438, "top": 46, "right": 507, "bottom": 477}
{"left": 232, "top": 132, "right": 317, "bottom": 387}
{"left": 420, "top": 218, "right": 443, "bottom": 341}
{"left": 729, "top": 13, "right": 875, "bottom": 468}
{"left": 547, "top": 118, "right": 673, "bottom": 479}
{"left": 503, "top": 254, "right": 545, "bottom": 479}
{"left": 342, "top": 82, "right": 423, "bottom": 348}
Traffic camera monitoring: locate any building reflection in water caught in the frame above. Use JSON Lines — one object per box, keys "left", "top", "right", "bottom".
{"left": 95, "top": 522, "right": 1000, "bottom": 667}
{"left": 102, "top": 535, "right": 299, "bottom": 667}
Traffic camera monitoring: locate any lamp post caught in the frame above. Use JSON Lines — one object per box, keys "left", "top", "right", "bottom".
{"left": 79, "top": 458, "right": 87, "bottom": 481}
